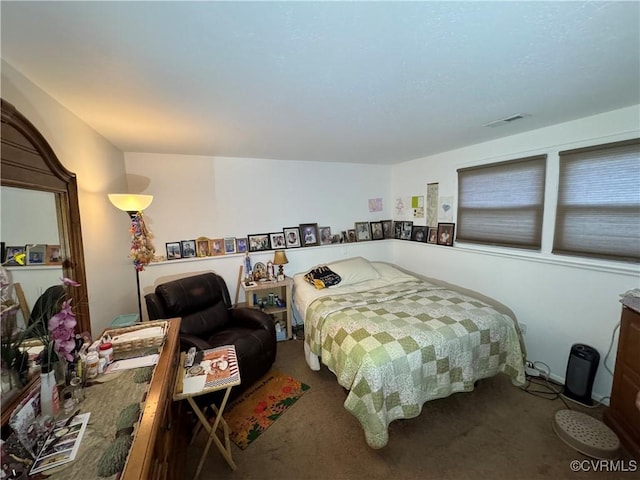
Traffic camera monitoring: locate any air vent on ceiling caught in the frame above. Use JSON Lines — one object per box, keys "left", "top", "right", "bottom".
{"left": 483, "top": 113, "right": 530, "bottom": 128}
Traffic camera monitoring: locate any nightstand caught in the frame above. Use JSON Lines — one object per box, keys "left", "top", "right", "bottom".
{"left": 241, "top": 277, "right": 293, "bottom": 341}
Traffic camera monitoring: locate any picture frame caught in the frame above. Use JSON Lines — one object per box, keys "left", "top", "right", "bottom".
{"left": 26, "top": 244, "right": 46, "bottom": 265}
{"left": 400, "top": 221, "right": 413, "bottom": 240}
{"left": 370, "top": 221, "right": 384, "bottom": 240}
{"left": 181, "top": 240, "right": 197, "bottom": 258}
{"left": 299, "top": 223, "right": 319, "bottom": 247}
{"left": 269, "top": 232, "right": 287, "bottom": 249}
{"left": 427, "top": 227, "right": 438, "bottom": 244}
{"left": 394, "top": 221, "right": 402, "bottom": 239}
{"left": 437, "top": 222, "right": 455, "bottom": 246}
{"left": 46, "top": 245, "right": 63, "bottom": 265}
{"left": 318, "top": 226, "right": 332, "bottom": 245}
{"left": 248, "top": 234, "right": 271, "bottom": 252}
{"left": 224, "top": 237, "right": 237, "bottom": 254}
{"left": 196, "top": 237, "right": 210, "bottom": 257}
{"left": 236, "top": 238, "right": 248, "bottom": 253}
{"left": 5, "top": 246, "right": 25, "bottom": 266}
{"left": 0, "top": 242, "right": 4, "bottom": 264}
{"left": 411, "top": 226, "right": 427, "bottom": 243}
{"left": 355, "top": 222, "right": 371, "bottom": 242}
{"left": 210, "top": 238, "right": 225, "bottom": 256}
{"left": 283, "top": 227, "right": 301, "bottom": 248}
{"left": 166, "top": 242, "right": 182, "bottom": 260}
{"left": 347, "top": 229, "right": 357, "bottom": 243}
{"left": 340, "top": 231, "right": 348, "bottom": 243}
{"left": 381, "top": 220, "right": 393, "bottom": 239}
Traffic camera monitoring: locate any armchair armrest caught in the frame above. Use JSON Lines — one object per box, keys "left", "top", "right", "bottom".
{"left": 230, "top": 307, "right": 274, "bottom": 331}
{"left": 145, "top": 293, "right": 166, "bottom": 321}
{"left": 178, "top": 334, "right": 213, "bottom": 352}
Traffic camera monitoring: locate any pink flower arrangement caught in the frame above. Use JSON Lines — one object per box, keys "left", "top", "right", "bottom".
{"left": 45, "top": 277, "right": 81, "bottom": 362}
{"left": 42, "top": 277, "right": 80, "bottom": 363}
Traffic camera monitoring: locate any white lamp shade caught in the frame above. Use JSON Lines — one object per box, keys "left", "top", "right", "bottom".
{"left": 108, "top": 194, "right": 153, "bottom": 212}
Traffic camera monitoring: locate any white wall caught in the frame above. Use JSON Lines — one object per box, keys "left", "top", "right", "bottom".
{"left": 1, "top": 61, "right": 138, "bottom": 335}
{"left": 124, "top": 153, "right": 393, "bottom": 312}
{"left": 391, "top": 105, "right": 640, "bottom": 401}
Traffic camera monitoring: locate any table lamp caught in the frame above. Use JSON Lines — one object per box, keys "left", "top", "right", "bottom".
{"left": 273, "top": 250, "right": 289, "bottom": 281}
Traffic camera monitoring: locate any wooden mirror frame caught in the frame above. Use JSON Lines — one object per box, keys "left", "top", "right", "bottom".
{"left": 1, "top": 98, "right": 90, "bottom": 427}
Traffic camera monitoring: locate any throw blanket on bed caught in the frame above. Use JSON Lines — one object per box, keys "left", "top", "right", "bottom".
{"left": 305, "top": 279, "right": 526, "bottom": 448}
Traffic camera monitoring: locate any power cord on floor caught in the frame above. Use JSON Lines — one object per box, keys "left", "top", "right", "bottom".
{"left": 521, "top": 359, "right": 611, "bottom": 410}
{"left": 520, "top": 361, "right": 571, "bottom": 409}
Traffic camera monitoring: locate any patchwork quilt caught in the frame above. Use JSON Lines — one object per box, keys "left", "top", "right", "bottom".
{"left": 304, "top": 279, "right": 526, "bottom": 448}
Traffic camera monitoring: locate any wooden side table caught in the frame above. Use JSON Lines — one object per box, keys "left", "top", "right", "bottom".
{"left": 241, "top": 276, "right": 293, "bottom": 340}
{"left": 173, "top": 345, "right": 241, "bottom": 478}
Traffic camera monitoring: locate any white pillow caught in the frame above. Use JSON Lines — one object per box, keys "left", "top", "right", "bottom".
{"left": 326, "top": 257, "right": 380, "bottom": 286}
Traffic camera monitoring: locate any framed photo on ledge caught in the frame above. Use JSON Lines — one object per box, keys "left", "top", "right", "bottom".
{"left": 166, "top": 242, "right": 182, "bottom": 260}
{"left": 236, "top": 238, "right": 248, "bottom": 253}
{"left": 211, "top": 238, "right": 225, "bottom": 256}
{"left": 26, "top": 244, "right": 46, "bottom": 265}
{"left": 381, "top": 220, "right": 393, "bottom": 239}
{"left": 411, "top": 226, "right": 427, "bottom": 243}
{"left": 46, "top": 245, "right": 63, "bottom": 265}
{"left": 299, "top": 223, "right": 319, "bottom": 247}
{"left": 269, "top": 232, "right": 286, "bottom": 249}
{"left": 248, "top": 234, "right": 271, "bottom": 252}
{"left": 181, "top": 240, "right": 197, "bottom": 258}
{"left": 5, "top": 246, "right": 26, "bottom": 266}
{"left": 283, "top": 227, "right": 301, "bottom": 248}
{"left": 319, "top": 227, "right": 332, "bottom": 245}
{"left": 437, "top": 223, "right": 455, "bottom": 246}
{"left": 370, "top": 221, "right": 384, "bottom": 240}
{"left": 355, "top": 222, "right": 371, "bottom": 242}
{"left": 196, "top": 237, "right": 210, "bottom": 257}
{"left": 400, "top": 221, "right": 413, "bottom": 240}
{"left": 224, "top": 237, "right": 237, "bottom": 254}
{"left": 427, "top": 227, "right": 438, "bottom": 244}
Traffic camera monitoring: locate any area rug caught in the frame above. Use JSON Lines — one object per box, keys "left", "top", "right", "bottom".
{"left": 223, "top": 371, "right": 310, "bottom": 449}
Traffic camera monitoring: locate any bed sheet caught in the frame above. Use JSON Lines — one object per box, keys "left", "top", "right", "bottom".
{"left": 293, "top": 262, "right": 526, "bottom": 448}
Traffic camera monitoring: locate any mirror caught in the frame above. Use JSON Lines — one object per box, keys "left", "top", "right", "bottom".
{"left": 1, "top": 98, "right": 90, "bottom": 428}
{"left": 2, "top": 186, "right": 63, "bottom": 323}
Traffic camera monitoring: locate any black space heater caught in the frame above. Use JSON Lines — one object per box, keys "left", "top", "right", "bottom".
{"left": 562, "top": 343, "right": 600, "bottom": 406}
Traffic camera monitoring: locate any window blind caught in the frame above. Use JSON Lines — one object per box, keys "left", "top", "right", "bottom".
{"left": 554, "top": 139, "right": 640, "bottom": 263}
{"left": 457, "top": 155, "right": 546, "bottom": 249}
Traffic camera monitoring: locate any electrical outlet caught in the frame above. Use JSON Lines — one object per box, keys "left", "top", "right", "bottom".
{"left": 519, "top": 322, "right": 527, "bottom": 335}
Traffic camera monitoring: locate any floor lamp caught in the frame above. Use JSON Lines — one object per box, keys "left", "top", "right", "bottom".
{"left": 108, "top": 194, "right": 154, "bottom": 322}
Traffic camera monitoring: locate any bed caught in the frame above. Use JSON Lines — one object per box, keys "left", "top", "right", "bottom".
{"left": 292, "top": 257, "right": 527, "bottom": 448}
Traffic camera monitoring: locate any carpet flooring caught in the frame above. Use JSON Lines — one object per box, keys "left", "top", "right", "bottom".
{"left": 185, "top": 339, "right": 636, "bottom": 480}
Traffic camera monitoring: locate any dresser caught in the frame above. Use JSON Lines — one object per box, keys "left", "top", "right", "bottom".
{"left": 120, "top": 317, "right": 188, "bottom": 479}
{"left": 603, "top": 295, "right": 640, "bottom": 460}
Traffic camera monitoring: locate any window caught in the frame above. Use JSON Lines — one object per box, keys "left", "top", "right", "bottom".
{"left": 554, "top": 139, "right": 640, "bottom": 263}
{"left": 457, "top": 155, "right": 546, "bottom": 249}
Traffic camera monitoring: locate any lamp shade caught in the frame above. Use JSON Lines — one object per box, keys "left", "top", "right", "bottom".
{"left": 273, "top": 250, "right": 289, "bottom": 265}
{"left": 108, "top": 194, "right": 153, "bottom": 213}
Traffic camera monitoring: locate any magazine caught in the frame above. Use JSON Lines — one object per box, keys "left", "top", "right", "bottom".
{"left": 29, "top": 412, "right": 90, "bottom": 475}
{"left": 179, "top": 345, "right": 239, "bottom": 395}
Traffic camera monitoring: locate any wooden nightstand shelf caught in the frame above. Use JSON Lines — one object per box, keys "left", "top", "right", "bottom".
{"left": 241, "top": 277, "right": 293, "bottom": 341}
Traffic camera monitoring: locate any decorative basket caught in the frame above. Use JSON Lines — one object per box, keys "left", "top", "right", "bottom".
{"left": 104, "top": 320, "right": 168, "bottom": 359}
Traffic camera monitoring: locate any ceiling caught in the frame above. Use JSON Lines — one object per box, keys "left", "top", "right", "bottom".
{"left": 1, "top": 1, "right": 638, "bottom": 165}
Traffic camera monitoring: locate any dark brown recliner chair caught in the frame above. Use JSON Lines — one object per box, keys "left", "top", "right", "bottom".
{"left": 145, "top": 272, "right": 277, "bottom": 400}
